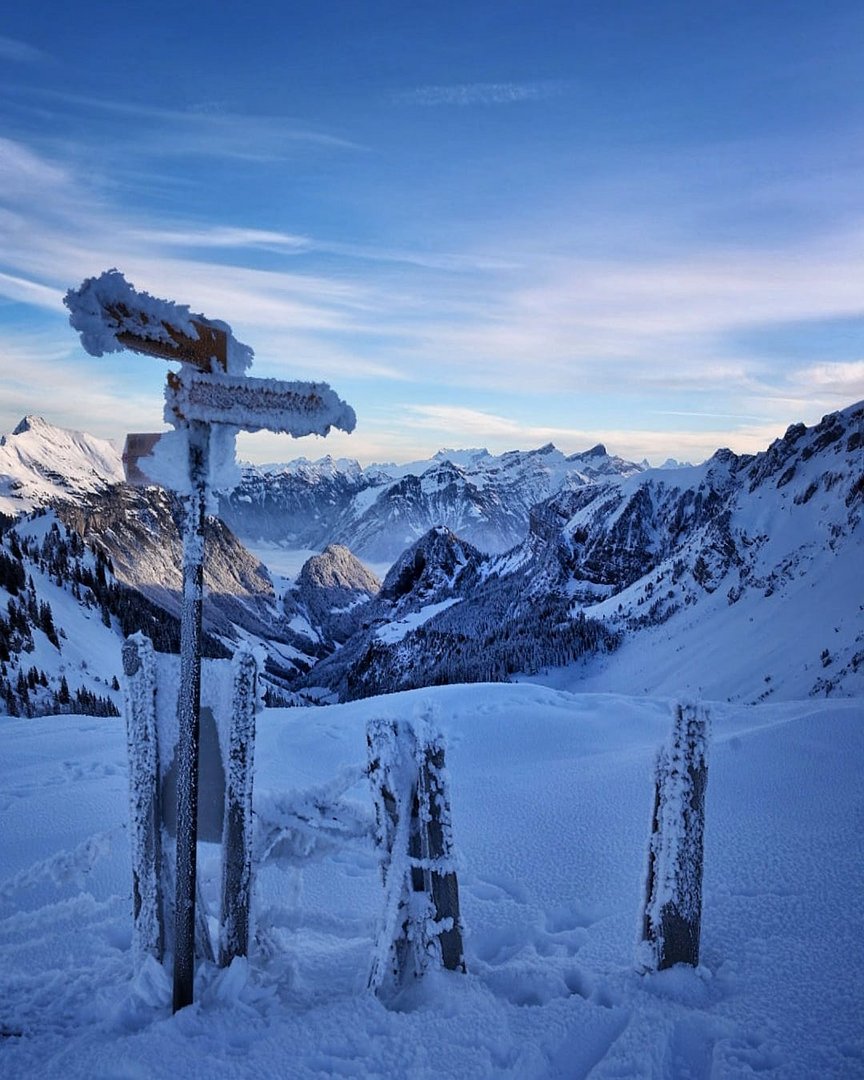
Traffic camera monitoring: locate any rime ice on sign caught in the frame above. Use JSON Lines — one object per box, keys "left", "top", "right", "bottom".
{"left": 64, "top": 269, "right": 252, "bottom": 373}
{"left": 65, "top": 268, "right": 356, "bottom": 1013}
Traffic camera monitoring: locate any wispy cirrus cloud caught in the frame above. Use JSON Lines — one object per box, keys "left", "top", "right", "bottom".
{"left": 394, "top": 79, "right": 569, "bottom": 106}
{"left": 0, "top": 36, "right": 45, "bottom": 64}
{"left": 6, "top": 87, "right": 365, "bottom": 162}
{"left": 2, "top": 132, "right": 863, "bottom": 466}
{"left": 387, "top": 404, "right": 792, "bottom": 464}
{"left": 132, "top": 223, "right": 517, "bottom": 273}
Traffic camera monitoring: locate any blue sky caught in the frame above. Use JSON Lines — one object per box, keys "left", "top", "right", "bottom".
{"left": 1, "top": 1, "right": 863, "bottom": 465}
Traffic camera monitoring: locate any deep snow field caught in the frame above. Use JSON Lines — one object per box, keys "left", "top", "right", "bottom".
{"left": 1, "top": 683, "right": 862, "bottom": 1079}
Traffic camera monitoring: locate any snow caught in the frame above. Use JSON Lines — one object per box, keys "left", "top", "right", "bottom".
{"left": 1, "top": 685, "right": 862, "bottom": 1077}
{"left": 0, "top": 416, "right": 123, "bottom": 515}
{"left": 376, "top": 598, "right": 462, "bottom": 643}
{"left": 64, "top": 269, "right": 253, "bottom": 373}
{"left": 164, "top": 367, "right": 356, "bottom": 440}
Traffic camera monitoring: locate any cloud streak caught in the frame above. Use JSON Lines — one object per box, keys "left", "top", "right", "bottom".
{"left": 1, "top": 132, "right": 863, "bottom": 466}
{"left": 395, "top": 80, "right": 569, "bottom": 106}
{"left": 0, "top": 36, "right": 45, "bottom": 64}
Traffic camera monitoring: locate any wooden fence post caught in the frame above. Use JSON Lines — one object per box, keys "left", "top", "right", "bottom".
{"left": 366, "top": 715, "right": 465, "bottom": 996}
{"left": 122, "top": 633, "right": 163, "bottom": 967}
{"left": 640, "top": 700, "right": 710, "bottom": 971}
{"left": 219, "top": 647, "right": 258, "bottom": 967}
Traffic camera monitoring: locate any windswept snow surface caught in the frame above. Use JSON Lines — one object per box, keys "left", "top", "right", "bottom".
{"left": 1, "top": 685, "right": 862, "bottom": 1078}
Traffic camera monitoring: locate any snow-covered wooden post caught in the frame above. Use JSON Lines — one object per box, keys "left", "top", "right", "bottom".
{"left": 639, "top": 700, "right": 710, "bottom": 971}
{"left": 366, "top": 715, "right": 466, "bottom": 997}
{"left": 121, "top": 633, "right": 164, "bottom": 965}
{"left": 172, "top": 418, "right": 209, "bottom": 1005}
{"left": 219, "top": 647, "right": 258, "bottom": 967}
{"left": 64, "top": 270, "right": 355, "bottom": 1011}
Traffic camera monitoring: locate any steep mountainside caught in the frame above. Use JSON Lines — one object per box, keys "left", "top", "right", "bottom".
{"left": 1, "top": 406, "right": 860, "bottom": 706}
{"left": 287, "top": 544, "right": 380, "bottom": 646}
{"left": 300, "top": 526, "right": 619, "bottom": 700}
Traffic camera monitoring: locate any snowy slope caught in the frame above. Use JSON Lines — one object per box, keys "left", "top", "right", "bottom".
{"left": 1, "top": 513, "right": 125, "bottom": 715}
{"left": 0, "top": 685, "right": 862, "bottom": 1077}
{"left": 533, "top": 402, "right": 864, "bottom": 702}
{"left": 0, "top": 416, "right": 123, "bottom": 516}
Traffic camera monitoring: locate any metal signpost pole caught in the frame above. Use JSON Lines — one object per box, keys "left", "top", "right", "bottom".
{"left": 172, "top": 419, "right": 210, "bottom": 1012}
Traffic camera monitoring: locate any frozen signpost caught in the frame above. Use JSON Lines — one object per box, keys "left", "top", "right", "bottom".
{"left": 64, "top": 269, "right": 356, "bottom": 1012}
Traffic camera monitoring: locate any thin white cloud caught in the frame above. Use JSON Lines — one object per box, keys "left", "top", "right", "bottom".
{"left": 0, "top": 270, "right": 60, "bottom": 309}
{"left": 24, "top": 88, "right": 366, "bottom": 157}
{"left": 396, "top": 80, "right": 569, "bottom": 106}
{"left": 129, "top": 223, "right": 514, "bottom": 273}
{"left": 0, "top": 137, "right": 71, "bottom": 201}
{"left": 790, "top": 360, "right": 864, "bottom": 398}
{"left": 132, "top": 226, "right": 312, "bottom": 252}
{"left": 0, "top": 36, "right": 45, "bottom": 64}
{"left": 401, "top": 404, "right": 793, "bottom": 465}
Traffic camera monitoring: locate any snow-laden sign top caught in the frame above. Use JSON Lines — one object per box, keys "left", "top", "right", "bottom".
{"left": 63, "top": 269, "right": 253, "bottom": 374}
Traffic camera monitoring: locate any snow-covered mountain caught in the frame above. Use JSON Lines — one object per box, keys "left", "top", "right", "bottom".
{"left": 0, "top": 415, "right": 123, "bottom": 516}
{"left": 301, "top": 403, "right": 864, "bottom": 704}
{"left": 1, "top": 406, "right": 861, "bottom": 707}
{"left": 219, "top": 443, "right": 643, "bottom": 561}
{"left": 0, "top": 415, "right": 641, "bottom": 565}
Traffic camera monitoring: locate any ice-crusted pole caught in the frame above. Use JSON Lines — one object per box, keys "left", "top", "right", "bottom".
{"left": 172, "top": 420, "right": 209, "bottom": 1011}
{"left": 122, "top": 633, "right": 163, "bottom": 966}
{"left": 366, "top": 715, "right": 465, "bottom": 998}
{"left": 639, "top": 700, "right": 710, "bottom": 971}
{"left": 219, "top": 647, "right": 258, "bottom": 967}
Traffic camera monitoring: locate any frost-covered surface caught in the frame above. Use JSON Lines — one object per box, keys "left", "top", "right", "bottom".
{"left": 639, "top": 702, "right": 710, "bottom": 972}
{"left": 122, "top": 634, "right": 163, "bottom": 966}
{"left": 64, "top": 269, "right": 253, "bottom": 373}
{"left": 140, "top": 425, "right": 242, "bottom": 499}
{"left": 219, "top": 647, "right": 259, "bottom": 967}
{"left": 165, "top": 367, "right": 356, "bottom": 439}
{"left": 366, "top": 713, "right": 465, "bottom": 996}
{"left": 1, "top": 685, "right": 862, "bottom": 1077}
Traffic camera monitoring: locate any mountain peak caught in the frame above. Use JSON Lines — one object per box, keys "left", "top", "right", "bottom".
{"left": 12, "top": 415, "right": 50, "bottom": 436}
{"left": 1, "top": 415, "right": 124, "bottom": 515}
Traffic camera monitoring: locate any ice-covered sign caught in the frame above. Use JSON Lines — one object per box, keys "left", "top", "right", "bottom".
{"left": 64, "top": 269, "right": 252, "bottom": 374}
{"left": 165, "top": 368, "right": 356, "bottom": 437}
{"left": 65, "top": 269, "right": 356, "bottom": 447}
{"left": 65, "top": 268, "right": 357, "bottom": 1013}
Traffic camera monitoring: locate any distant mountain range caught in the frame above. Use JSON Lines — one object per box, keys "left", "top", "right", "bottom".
{"left": 288, "top": 402, "right": 864, "bottom": 704}
{"left": 219, "top": 442, "right": 647, "bottom": 561}
{"left": 0, "top": 404, "right": 861, "bottom": 714}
